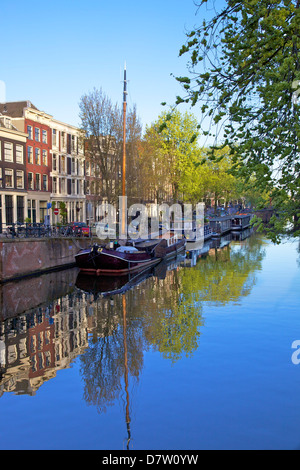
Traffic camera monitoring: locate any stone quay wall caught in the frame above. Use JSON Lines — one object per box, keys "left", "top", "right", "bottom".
{"left": 0, "top": 237, "right": 93, "bottom": 283}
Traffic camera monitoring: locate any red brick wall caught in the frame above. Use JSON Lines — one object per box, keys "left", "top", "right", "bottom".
{"left": 25, "top": 118, "right": 52, "bottom": 193}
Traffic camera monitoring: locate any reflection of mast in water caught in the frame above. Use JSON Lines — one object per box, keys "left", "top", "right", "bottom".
{"left": 122, "top": 294, "right": 131, "bottom": 450}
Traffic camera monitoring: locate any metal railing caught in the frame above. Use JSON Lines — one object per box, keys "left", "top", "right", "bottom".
{"left": 2, "top": 223, "right": 92, "bottom": 239}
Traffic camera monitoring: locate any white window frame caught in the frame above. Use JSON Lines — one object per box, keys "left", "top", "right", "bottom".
{"left": 42, "top": 149, "right": 47, "bottom": 166}
{"left": 5, "top": 168, "right": 14, "bottom": 188}
{"left": 42, "top": 129, "right": 47, "bottom": 144}
{"left": 35, "top": 148, "right": 41, "bottom": 165}
{"left": 16, "top": 145, "right": 24, "bottom": 164}
{"left": 36, "top": 173, "right": 41, "bottom": 190}
{"left": 28, "top": 172, "right": 34, "bottom": 190}
{"left": 27, "top": 125, "right": 33, "bottom": 140}
{"left": 53, "top": 177, "right": 57, "bottom": 193}
{"left": 35, "top": 127, "right": 40, "bottom": 142}
{"left": 4, "top": 142, "right": 13, "bottom": 162}
{"left": 52, "top": 129, "right": 57, "bottom": 146}
{"left": 27, "top": 146, "right": 33, "bottom": 164}
{"left": 42, "top": 174, "right": 48, "bottom": 191}
{"left": 16, "top": 170, "right": 24, "bottom": 189}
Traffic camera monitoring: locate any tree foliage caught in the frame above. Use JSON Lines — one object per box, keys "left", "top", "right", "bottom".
{"left": 139, "top": 110, "right": 201, "bottom": 203}
{"left": 176, "top": 0, "right": 300, "bottom": 241}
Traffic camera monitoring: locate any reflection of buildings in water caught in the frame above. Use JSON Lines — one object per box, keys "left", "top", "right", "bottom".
{"left": 0, "top": 287, "right": 92, "bottom": 397}
{"left": 0, "top": 268, "right": 78, "bottom": 322}
{"left": 0, "top": 232, "right": 264, "bottom": 398}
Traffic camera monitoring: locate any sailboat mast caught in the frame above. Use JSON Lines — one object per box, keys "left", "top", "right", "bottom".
{"left": 121, "top": 63, "right": 127, "bottom": 237}
{"left": 122, "top": 64, "right": 127, "bottom": 198}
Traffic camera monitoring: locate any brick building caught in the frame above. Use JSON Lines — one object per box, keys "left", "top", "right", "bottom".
{"left": 0, "top": 101, "right": 86, "bottom": 225}
{"left": 0, "top": 114, "right": 27, "bottom": 231}
{"left": 0, "top": 101, "right": 52, "bottom": 224}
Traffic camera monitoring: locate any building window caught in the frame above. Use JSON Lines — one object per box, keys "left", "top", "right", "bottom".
{"left": 61, "top": 155, "right": 66, "bottom": 173}
{"left": 52, "top": 129, "right": 57, "bottom": 146}
{"left": 5, "top": 195, "right": 13, "bottom": 225}
{"left": 71, "top": 157, "right": 75, "bottom": 173}
{"left": 0, "top": 168, "right": 2, "bottom": 187}
{"left": 42, "top": 149, "right": 47, "bottom": 166}
{"left": 61, "top": 132, "right": 66, "bottom": 149}
{"left": 53, "top": 177, "right": 57, "bottom": 194}
{"left": 16, "top": 145, "right": 24, "bottom": 164}
{"left": 16, "top": 170, "right": 24, "bottom": 189}
{"left": 28, "top": 199, "right": 36, "bottom": 223}
{"left": 42, "top": 130, "right": 47, "bottom": 144}
{"left": 5, "top": 169, "right": 13, "bottom": 188}
{"left": 52, "top": 154, "right": 57, "bottom": 171}
{"left": 61, "top": 178, "right": 65, "bottom": 194}
{"left": 17, "top": 196, "right": 24, "bottom": 223}
{"left": 36, "top": 173, "right": 41, "bottom": 190}
{"left": 35, "top": 128, "right": 40, "bottom": 142}
{"left": 42, "top": 175, "right": 48, "bottom": 191}
{"left": 71, "top": 135, "right": 76, "bottom": 152}
{"left": 4, "top": 142, "right": 13, "bottom": 162}
{"left": 40, "top": 201, "right": 47, "bottom": 223}
{"left": 27, "top": 125, "right": 33, "bottom": 140}
{"left": 5, "top": 118, "right": 12, "bottom": 128}
{"left": 35, "top": 148, "right": 41, "bottom": 165}
{"left": 28, "top": 172, "right": 34, "bottom": 190}
{"left": 27, "top": 146, "right": 33, "bottom": 164}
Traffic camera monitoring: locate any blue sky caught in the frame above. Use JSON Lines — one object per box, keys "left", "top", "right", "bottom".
{"left": 1, "top": 0, "right": 204, "bottom": 130}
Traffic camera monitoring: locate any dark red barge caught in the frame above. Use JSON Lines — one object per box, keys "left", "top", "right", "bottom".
{"left": 75, "top": 233, "right": 185, "bottom": 276}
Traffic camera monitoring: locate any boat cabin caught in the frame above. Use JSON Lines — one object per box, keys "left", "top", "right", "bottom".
{"left": 209, "top": 216, "right": 232, "bottom": 236}
{"left": 231, "top": 214, "right": 251, "bottom": 231}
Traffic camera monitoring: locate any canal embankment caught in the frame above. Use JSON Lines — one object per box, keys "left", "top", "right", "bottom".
{"left": 0, "top": 237, "right": 94, "bottom": 283}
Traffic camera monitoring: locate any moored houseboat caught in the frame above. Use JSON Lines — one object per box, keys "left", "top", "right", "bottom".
{"left": 231, "top": 214, "right": 251, "bottom": 231}
{"left": 209, "top": 216, "right": 232, "bottom": 237}
{"left": 75, "top": 233, "right": 185, "bottom": 276}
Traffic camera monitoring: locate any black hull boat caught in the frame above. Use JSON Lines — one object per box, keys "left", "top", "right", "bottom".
{"left": 75, "top": 233, "right": 185, "bottom": 276}
{"left": 75, "top": 252, "right": 185, "bottom": 297}
{"left": 75, "top": 265, "right": 155, "bottom": 297}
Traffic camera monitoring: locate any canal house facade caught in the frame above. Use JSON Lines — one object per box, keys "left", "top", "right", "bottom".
{"left": 0, "top": 101, "right": 86, "bottom": 229}
{"left": 0, "top": 102, "right": 52, "bottom": 225}
{"left": 50, "top": 118, "right": 86, "bottom": 224}
{"left": 0, "top": 114, "right": 27, "bottom": 230}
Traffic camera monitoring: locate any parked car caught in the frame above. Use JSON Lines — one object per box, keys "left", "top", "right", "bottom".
{"left": 69, "top": 222, "right": 90, "bottom": 237}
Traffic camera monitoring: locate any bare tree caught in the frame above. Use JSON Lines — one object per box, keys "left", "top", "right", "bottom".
{"left": 79, "top": 88, "right": 142, "bottom": 208}
{"left": 79, "top": 88, "right": 123, "bottom": 205}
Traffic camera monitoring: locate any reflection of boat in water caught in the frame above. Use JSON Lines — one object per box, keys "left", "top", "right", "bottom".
{"left": 231, "top": 227, "right": 253, "bottom": 241}
{"left": 75, "top": 254, "right": 186, "bottom": 297}
{"left": 184, "top": 229, "right": 253, "bottom": 268}
{"left": 210, "top": 233, "right": 232, "bottom": 249}
{"left": 76, "top": 265, "right": 156, "bottom": 297}
{"left": 75, "top": 234, "right": 185, "bottom": 276}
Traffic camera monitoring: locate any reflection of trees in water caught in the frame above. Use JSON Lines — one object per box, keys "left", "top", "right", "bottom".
{"left": 80, "top": 295, "right": 144, "bottom": 414}
{"left": 79, "top": 234, "right": 266, "bottom": 411}
{"left": 180, "top": 235, "right": 266, "bottom": 306}
{"left": 139, "top": 268, "right": 204, "bottom": 363}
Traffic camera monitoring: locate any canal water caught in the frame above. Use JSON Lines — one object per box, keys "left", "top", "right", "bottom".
{"left": 0, "top": 233, "right": 299, "bottom": 450}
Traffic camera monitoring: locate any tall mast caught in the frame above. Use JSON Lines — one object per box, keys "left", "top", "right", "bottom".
{"left": 122, "top": 63, "right": 127, "bottom": 198}
{"left": 121, "top": 63, "right": 127, "bottom": 236}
